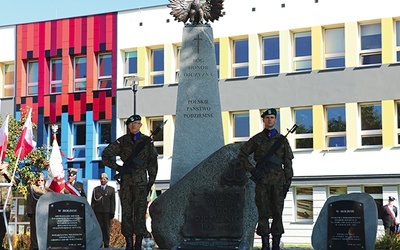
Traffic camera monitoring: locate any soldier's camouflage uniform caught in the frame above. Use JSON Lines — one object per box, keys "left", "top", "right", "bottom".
{"left": 102, "top": 132, "right": 158, "bottom": 237}
{"left": 238, "top": 129, "right": 294, "bottom": 237}
{"left": 0, "top": 167, "right": 13, "bottom": 247}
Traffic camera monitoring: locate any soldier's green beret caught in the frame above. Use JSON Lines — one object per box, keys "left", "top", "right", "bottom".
{"left": 261, "top": 108, "right": 277, "bottom": 118}
{"left": 126, "top": 114, "right": 142, "bottom": 125}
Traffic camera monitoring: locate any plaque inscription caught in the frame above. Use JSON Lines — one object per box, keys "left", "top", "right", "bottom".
{"left": 328, "top": 200, "right": 365, "bottom": 249}
{"left": 47, "top": 201, "right": 86, "bottom": 249}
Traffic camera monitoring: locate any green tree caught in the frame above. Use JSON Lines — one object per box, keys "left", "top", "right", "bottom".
{"left": 2, "top": 108, "right": 49, "bottom": 197}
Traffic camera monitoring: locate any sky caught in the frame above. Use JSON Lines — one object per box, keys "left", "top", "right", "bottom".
{"left": 0, "top": 0, "right": 169, "bottom": 26}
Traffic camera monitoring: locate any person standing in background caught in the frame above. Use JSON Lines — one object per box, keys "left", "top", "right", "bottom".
{"left": 91, "top": 173, "right": 116, "bottom": 248}
{"left": 26, "top": 172, "right": 52, "bottom": 250}
{"left": 382, "top": 196, "right": 398, "bottom": 234}
{"left": 66, "top": 168, "right": 86, "bottom": 197}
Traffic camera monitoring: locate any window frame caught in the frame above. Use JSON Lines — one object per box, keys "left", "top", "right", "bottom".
{"left": 293, "top": 31, "right": 312, "bottom": 72}
{"left": 74, "top": 56, "right": 87, "bottom": 92}
{"left": 150, "top": 48, "right": 164, "bottom": 85}
{"left": 149, "top": 117, "right": 164, "bottom": 156}
{"left": 71, "top": 123, "right": 86, "bottom": 160}
{"left": 124, "top": 51, "right": 138, "bottom": 87}
{"left": 325, "top": 105, "right": 346, "bottom": 150}
{"left": 3, "top": 63, "right": 14, "bottom": 97}
{"left": 293, "top": 107, "right": 313, "bottom": 150}
{"left": 97, "top": 53, "right": 112, "bottom": 90}
{"left": 232, "top": 111, "right": 250, "bottom": 143}
{"left": 396, "top": 20, "right": 400, "bottom": 62}
{"left": 50, "top": 58, "right": 62, "bottom": 94}
{"left": 294, "top": 186, "right": 313, "bottom": 222}
{"left": 262, "top": 35, "right": 280, "bottom": 75}
{"left": 324, "top": 27, "right": 345, "bottom": 69}
{"left": 232, "top": 38, "right": 249, "bottom": 77}
{"left": 359, "top": 23, "right": 382, "bottom": 66}
{"left": 27, "top": 61, "right": 38, "bottom": 96}
{"left": 95, "top": 121, "right": 112, "bottom": 160}
{"left": 360, "top": 102, "right": 382, "bottom": 148}
{"left": 175, "top": 45, "right": 181, "bottom": 83}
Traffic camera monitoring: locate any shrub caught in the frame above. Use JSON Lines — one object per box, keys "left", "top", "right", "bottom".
{"left": 110, "top": 218, "right": 125, "bottom": 248}
{"left": 375, "top": 233, "right": 400, "bottom": 250}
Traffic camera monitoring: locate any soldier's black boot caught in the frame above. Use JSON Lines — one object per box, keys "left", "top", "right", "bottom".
{"left": 261, "top": 235, "right": 270, "bottom": 250}
{"left": 272, "top": 235, "right": 281, "bottom": 250}
{"left": 134, "top": 235, "right": 143, "bottom": 250}
{"left": 125, "top": 236, "right": 133, "bottom": 250}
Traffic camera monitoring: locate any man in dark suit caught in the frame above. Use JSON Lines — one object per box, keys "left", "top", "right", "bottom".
{"left": 382, "top": 196, "right": 398, "bottom": 234}
{"left": 67, "top": 168, "right": 86, "bottom": 197}
{"left": 91, "top": 173, "right": 116, "bottom": 248}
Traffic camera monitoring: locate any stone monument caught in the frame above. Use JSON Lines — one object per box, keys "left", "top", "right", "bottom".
{"left": 169, "top": 0, "right": 225, "bottom": 186}
{"left": 36, "top": 192, "right": 102, "bottom": 250}
{"left": 150, "top": 143, "right": 257, "bottom": 249}
{"left": 312, "top": 192, "right": 378, "bottom": 250}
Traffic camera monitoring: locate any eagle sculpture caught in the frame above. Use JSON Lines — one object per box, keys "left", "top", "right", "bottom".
{"left": 168, "top": 0, "right": 224, "bottom": 25}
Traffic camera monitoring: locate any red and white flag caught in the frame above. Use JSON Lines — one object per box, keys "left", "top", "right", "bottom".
{"left": 47, "top": 133, "right": 65, "bottom": 193}
{"left": 64, "top": 182, "right": 81, "bottom": 196}
{"left": 0, "top": 115, "right": 9, "bottom": 162}
{"left": 14, "top": 109, "right": 36, "bottom": 159}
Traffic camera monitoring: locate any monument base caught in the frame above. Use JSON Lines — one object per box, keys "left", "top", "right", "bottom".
{"left": 172, "top": 239, "right": 249, "bottom": 250}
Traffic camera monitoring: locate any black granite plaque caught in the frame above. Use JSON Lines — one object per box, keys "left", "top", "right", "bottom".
{"left": 182, "top": 188, "right": 244, "bottom": 238}
{"left": 328, "top": 200, "right": 365, "bottom": 249}
{"left": 47, "top": 201, "right": 86, "bottom": 249}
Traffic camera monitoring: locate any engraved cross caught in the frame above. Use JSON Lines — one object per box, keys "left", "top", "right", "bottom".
{"left": 194, "top": 34, "right": 202, "bottom": 54}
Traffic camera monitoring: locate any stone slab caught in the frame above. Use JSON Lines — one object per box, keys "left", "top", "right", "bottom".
{"left": 36, "top": 192, "right": 102, "bottom": 250}
{"left": 312, "top": 192, "right": 377, "bottom": 250}
{"left": 150, "top": 142, "right": 257, "bottom": 249}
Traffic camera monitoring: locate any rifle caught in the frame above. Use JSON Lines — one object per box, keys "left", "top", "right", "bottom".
{"left": 114, "top": 120, "right": 167, "bottom": 183}
{"left": 250, "top": 124, "right": 298, "bottom": 184}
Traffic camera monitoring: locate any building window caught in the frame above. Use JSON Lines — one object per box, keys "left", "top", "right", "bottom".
{"left": 50, "top": 58, "right": 62, "bottom": 94}
{"left": 295, "top": 187, "right": 313, "bottom": 221}
{"left": 124, "top": 51, "right": 138, "bottom": 87}
{"left": 27, "top": 61, "right": 38, "bottom": 96}
{"left": 329, "top": 186, "right": 347, "bottom": 197}
{"left": 262, "top": 35, "right": 280, "bottom": 74}
{"left": 74, "top": 56, "right": 87, "bottom": 92}
{"left": 360, "top": 103, "right": 382, "bottom": 146}
{"left": 293, "top": 31, "right": 311, "bottom": 72}
{"left": 214, "top": 42, "right": 220, "bottom": 78}
{"left": 72, "top": 123, "right": 86, "bottom": 159}
{"left": 150, "top": 118, "right": 164, "bottom": 155}
{"left": 233, "top": 39, "right": 249, "bottom": 77}
{"left": 150, "top": 48, "right": 164, "bottom": 85}
{"left": 3, "top": 63, "right": 14, "bottom": 97}
{"left": 293, "top": 108, "right": 313, "bottom": 149}
{"left": 96, "top": 121, "right": 111, "bottom": 159}
{"left": 364, "top": 186, "right": 383, "bottom": 219}
{"left": 326, "top": 105, "right": 346, "bottom": 149}
{"left": 175, "top": 46, "right": 181, "bottom": 83}
{"left": 98, "top": 53, "right": 112, "bottom": 89}
{"left": 396, "top": 21, "right": 400, "bottom": 62}
{"left": 232, "top": 112, "right": 249, "bottom": 143}
{"left": 325, "top": 28, "right": 345, "bottom": 68}
{"left": 360, "top": 23, "right": 382, "bottom": 65}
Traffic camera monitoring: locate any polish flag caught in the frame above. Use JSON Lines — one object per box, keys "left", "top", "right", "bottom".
{"left": 14, "top": 109, "right": 36, "bottom": 159}
{"left": 0, "top": 115, "right": 9, "bottom": 162}
{"left": 47, "top": 133, "right": 65, "bottom": 193}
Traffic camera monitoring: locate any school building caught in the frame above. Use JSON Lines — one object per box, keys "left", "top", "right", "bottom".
{"left": 1, "top": 0, "right": 400, "bottom": 245}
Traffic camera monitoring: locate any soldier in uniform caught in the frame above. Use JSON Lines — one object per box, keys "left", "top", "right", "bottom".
{"left": 0, "top": 162, "right": 13, "bottom": 250}
{"left": 66, "top": 168, "right": 86, "bottom": 197}
{"left": 26, "top": 172, "right": 52, "bottom": 250}
{"left": 237, "top": 108, "right": 294, "bottom": 250}
{"left": 91, "top": 173, "right": 116, "bottom": 248}
{"left": 102, "top": 114, "right": 158, "bottom": 250}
